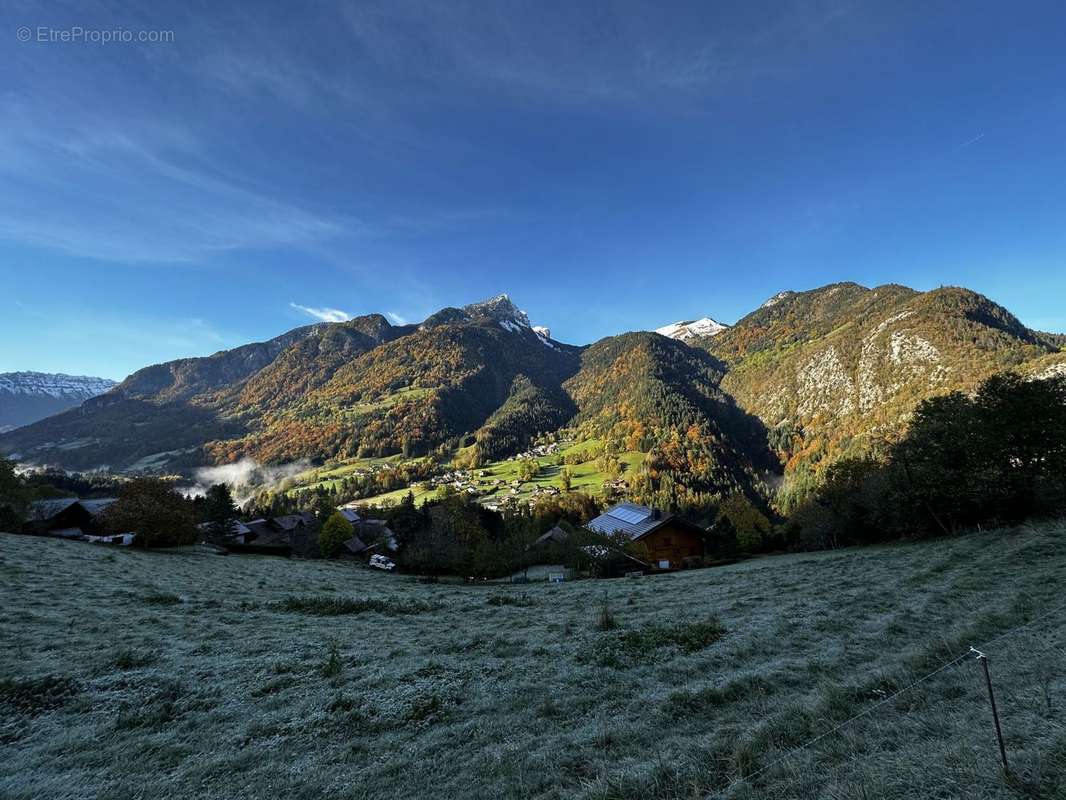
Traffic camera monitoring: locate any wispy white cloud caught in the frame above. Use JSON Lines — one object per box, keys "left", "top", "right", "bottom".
{"left": 0, "top": 88, "right": 349, "bottom": 263}
{"left": 385, "top": 311, "right": 408, "bottom": 325}
{"left": 290, "top": 303, "right": 350, "bottom": 323}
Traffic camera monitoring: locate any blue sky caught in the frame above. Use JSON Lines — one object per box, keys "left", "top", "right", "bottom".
{"left": 2, "top": 0, "right": 1065, "bottom": 380}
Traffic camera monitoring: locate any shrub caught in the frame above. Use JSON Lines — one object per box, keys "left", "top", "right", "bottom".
{"left": 595, "top": 594, "right": 618, "bottom": 631}
{"left": 319, "top": 511, "right": 354, "bottom": 558}
{"left": 320, "top": 640, "right": 343, "bottom": 678}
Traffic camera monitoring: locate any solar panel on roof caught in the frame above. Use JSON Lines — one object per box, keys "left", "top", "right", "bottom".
{"left": 607, "top": 506, "right": 650, "bottom": 524}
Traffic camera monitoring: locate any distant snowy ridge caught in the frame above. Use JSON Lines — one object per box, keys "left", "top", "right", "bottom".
{"left": 0, "top": 371, "right": 117, "bottom": 433}
{"left": 0, "top": 371, "right": 115, "bottom": 399}
{"left": 655, "top": 317, "right": 727, "bottom": 341}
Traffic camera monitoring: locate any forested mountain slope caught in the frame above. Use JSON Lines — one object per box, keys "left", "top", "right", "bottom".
{"left": 694, "top": 283, "right": 1064, "bottom": 502}
{"left": 2, "top": 285, "right": 1060, "bottom": 514}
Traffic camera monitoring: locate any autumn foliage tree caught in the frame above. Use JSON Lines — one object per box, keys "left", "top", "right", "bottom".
{"left": 102, "top": 478, "right": 199, "bottom": 548}
{"left": 319, "top": 511, "right": 354, "bottom": 558}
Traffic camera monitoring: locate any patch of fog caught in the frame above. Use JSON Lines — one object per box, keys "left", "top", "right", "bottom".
{"left": 179, "top": 457, "right": 311, "bottom": 506}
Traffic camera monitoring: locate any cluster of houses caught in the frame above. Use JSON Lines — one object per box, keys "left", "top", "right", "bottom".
{"left": 22, "top": 491, "right": 718, "bottom": 583}
{"left": 514, "top": 442, "right": 561, "bottom": 460}
{"left": 419, "top": 468, "right": 481, "bottom": 495}
{"left": 416, "top": 467, "right": 565, "bottom": 506}
{"left": 209, "top": 511, "right": 319, "bottom": 556}
{"left": 22, "top": 495, "right": 399, "bottom": 561}
{"left": 207, "top": 504, "right": 398, "bottom": 559}
{"left": 513, "top": 501, "right": 714, "bottom": 582}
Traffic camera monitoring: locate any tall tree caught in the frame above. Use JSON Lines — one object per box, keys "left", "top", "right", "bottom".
{"left": 101, "top": 478, "right": 199, "bottom": 549}
{"left": 0, "top": 457, "right": 28, "bottom": 533}
{"left": 203, "top": 483, "right": 239, "bottom": 544}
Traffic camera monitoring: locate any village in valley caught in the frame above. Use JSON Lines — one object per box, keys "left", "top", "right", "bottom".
{"left": 18, "top": 468, "right": 722, "bottom": 583}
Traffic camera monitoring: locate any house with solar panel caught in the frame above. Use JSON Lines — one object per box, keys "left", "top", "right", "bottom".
{"left": 585, "top": 502, "right": 708, "bottom": 570}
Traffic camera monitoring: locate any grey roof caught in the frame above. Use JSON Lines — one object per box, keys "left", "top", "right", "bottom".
{"left": 534, "top": 525, "right": 569, "bottom": 546}
{"left": 343, "top": 535, "right": 368, "bottom": 554}
{"left": 339, "top": 509, "right": 361, "bottom": 523}
{"left": 586, "top": 503, "right": 675, "bottom": 540}
{"left": 246, "top": 527, "right": 292, "bottom": 548}
{"left": 28, "top": 497, "right": 115, "bottom": 521}
{"left": 199, "top": 520, "right": 253, "bottom": 536}
{"left": 272, "top": 512, "right": 316, "bottom": 531}
{"left": 244, "top": 519, "right": 272, "bottom": 536}
{"left": 29, "top": 498, "right": 80, "bottom": 521}
{"left": 80, "top": 498, "right": 117, "bottom": 515}
{"left": 356, "top": 520, "right": 398, "bottom": 551}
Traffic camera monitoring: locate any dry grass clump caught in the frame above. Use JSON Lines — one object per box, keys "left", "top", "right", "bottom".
{"left": 270, "top": 594, "right": 441, "bottom": 616}
{"left": 583, "top": 617, "right": 727, "bottom": 668}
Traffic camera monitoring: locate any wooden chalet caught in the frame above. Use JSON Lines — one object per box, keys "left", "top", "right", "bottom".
{"left": 585, "top": 502, "right": 708, "bottom": 570}
{"left": 26, "top": 498, "right": 116, "bottom": 538}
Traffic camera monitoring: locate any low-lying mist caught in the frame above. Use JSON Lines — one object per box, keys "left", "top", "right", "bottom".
{"left": 180, "top": 457, "right": 311, "bottom": 507}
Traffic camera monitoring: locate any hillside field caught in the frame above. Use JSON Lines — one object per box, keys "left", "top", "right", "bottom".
{"left": 287, "top": 439, "right": 646, "bottom": 508}
{"left": 2, "top": 523, "right": 1064, "bottom": 799}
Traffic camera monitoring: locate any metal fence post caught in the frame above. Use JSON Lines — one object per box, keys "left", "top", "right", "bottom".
{"left": 970, "top": 647, "right": 1010, "bottom": 774}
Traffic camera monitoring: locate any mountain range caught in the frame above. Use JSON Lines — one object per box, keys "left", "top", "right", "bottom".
{"left": 2, "top": 285, "right": 1063, "bottom": 509}
{"left": 0, "top": 372, "right": 115, "bottom": 434}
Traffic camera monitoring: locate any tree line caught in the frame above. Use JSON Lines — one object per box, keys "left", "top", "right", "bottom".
{"left": 787, "top": 372, "right": 1066, "bottom": 549}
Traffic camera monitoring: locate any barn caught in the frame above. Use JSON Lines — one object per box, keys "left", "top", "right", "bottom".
{"left": 26, "top": 498, "right": 116, "bottom": 538}
{"left": 585, "top": 502, "right": 708, "bottom": 570}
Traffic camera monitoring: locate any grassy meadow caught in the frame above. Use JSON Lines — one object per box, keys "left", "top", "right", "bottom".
{"left": 2, "top": 522, "right": 1064, "bottom": 799}
{"left": 317, "top": 439, "right": 647, "bottom": 508}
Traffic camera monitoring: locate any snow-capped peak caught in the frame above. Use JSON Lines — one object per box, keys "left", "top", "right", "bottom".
{"left": 532, "top": 325, "right": 551, "bottom": 339}
{"left": 463, "top": 294, "right": 531, "bottom": 328}
{"left": 761, "top": 291, "right": 794, "bottom": 309}
{"left": 654, "top": 317, "right": 727, "bottom": 341}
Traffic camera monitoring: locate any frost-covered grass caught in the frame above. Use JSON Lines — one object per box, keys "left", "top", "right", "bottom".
{"left": 1, "top": 521, "right": 1064, "bottom": 799}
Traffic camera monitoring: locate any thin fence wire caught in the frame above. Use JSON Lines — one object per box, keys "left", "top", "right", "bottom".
{"left": 704, "top": 598, "right": 1066, "bottom": 799}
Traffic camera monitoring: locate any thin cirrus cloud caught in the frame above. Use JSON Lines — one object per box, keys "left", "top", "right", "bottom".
{"left": 290, "top": 303, "right": 350, "bottom": 323}
{"left": 0, "top": 99, "right": 348, "bottom": 264}
{"left": 0, "top": 1, "right": 857, "bottom": 269}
